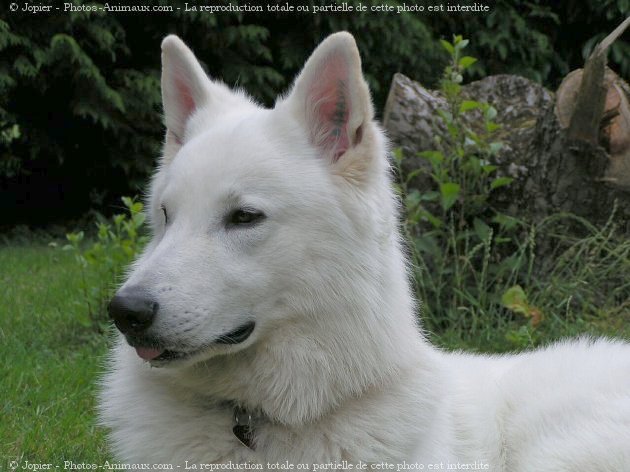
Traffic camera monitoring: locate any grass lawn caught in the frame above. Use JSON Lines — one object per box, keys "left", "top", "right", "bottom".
{"left": 1, "top": 242, "right": 111, "bottom": 465}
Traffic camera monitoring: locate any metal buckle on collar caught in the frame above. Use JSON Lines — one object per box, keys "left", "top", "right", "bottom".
{"left": 233, "top": 406, "right": 256, "bottom": 450}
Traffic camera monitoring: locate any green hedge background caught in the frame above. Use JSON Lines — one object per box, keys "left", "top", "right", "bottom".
{"left": 1, "top": 0, "right": 629, "bottom": 227}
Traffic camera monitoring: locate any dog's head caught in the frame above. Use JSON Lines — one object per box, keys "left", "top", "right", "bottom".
{"left": 108, "top": 32, "right": 397, "bottom": 372}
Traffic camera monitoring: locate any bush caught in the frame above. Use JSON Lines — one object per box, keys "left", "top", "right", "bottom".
{"left": 63, "top": 196, "right": 147, "bottom": 330}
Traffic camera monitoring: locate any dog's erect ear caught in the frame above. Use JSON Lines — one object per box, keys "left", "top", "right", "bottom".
{"left": 284, "top": 32, "right": 372, "bottom": 164}
{"left": 160, "top": 36, "right": 258, "bottom": 163}
{"left": 161, "top": 36, "right": 211, "bottom": 150}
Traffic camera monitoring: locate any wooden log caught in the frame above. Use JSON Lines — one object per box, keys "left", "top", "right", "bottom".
{"left": 383, "top": 18, "right": 630, "bottom": 229}
{"left": 383, "top": 72, "right": 630, "bottom": 227}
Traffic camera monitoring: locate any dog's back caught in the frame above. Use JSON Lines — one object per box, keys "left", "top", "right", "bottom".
{"left": 444, "top": 338, "right": 630, "bottom": 469}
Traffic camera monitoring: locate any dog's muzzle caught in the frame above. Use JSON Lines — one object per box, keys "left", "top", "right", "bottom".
{"left": 108, "top": 287, "right": 257, "bottom": 364}
{"left": 108, "top": 286, "right": 158, "bottom": 336}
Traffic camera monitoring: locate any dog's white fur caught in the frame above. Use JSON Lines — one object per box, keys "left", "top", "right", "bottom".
{"left": 99, "top": 32, "right": 630, "bottom": 470}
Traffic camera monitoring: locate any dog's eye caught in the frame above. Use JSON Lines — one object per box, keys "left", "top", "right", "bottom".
{"left": 161, "top": 205, "right": 168, "bottom": 225}
{"left": 227, "top": 208, "right": 265, "bottom": 228}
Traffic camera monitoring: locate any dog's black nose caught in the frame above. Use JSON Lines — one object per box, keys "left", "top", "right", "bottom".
{"left": 108, "top": 288, "right": 159, "bottom": 335}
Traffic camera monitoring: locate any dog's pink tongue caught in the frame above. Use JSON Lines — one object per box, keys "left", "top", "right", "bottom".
{"left": 135, "top": 347, "right": 164, "bottom": 361}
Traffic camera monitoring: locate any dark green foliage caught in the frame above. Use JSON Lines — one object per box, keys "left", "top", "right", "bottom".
{"left": 432, "top": 0, "right": 629, "bottom": 84}
{"left": 1, "top": 1, "right": 628, "bottom": 225}
{"left": 0, "top": 2, "right": 442, "bottom": 225}
{"left": 0, "top": 10, "right": 162, "bottom": 224}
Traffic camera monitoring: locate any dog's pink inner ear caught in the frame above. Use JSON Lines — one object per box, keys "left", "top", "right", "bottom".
{"left": 172, "top": 76, "right": 196, "bottom": 143}
{"left": 176, "top": 77, "right": 195, "bottom": 117}
{"left": 308, "top": 54, "right": 352, "bottom": 162}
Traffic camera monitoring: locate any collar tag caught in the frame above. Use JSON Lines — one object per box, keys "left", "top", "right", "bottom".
{"left": 233, "top": 407, "right": 256, "bottom": 450}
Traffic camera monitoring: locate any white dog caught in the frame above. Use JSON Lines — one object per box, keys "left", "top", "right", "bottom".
{"left": 100, "top": 32, "right": 630, "bottom": 470}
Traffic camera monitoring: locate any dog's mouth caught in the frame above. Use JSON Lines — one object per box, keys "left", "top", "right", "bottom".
{"left": 213, "top": 320, "right": 256, "bottom": 345}
{"left": 130, "top": 321, "right": 256, "bottom": 365}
